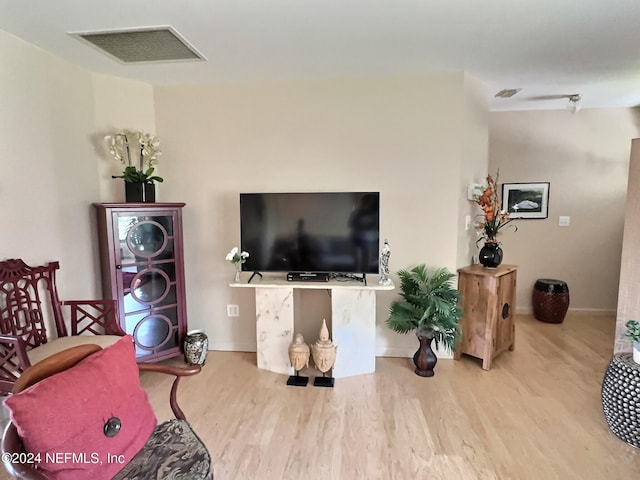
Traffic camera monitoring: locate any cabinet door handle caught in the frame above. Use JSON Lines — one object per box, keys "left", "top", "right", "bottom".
{"left": 115, "top": 265, "right": 122, "bottom": 270}
{"left": 502, "top": 303, "right": 510, "bottom": 319}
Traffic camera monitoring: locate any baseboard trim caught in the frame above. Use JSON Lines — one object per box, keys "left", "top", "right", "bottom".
{"left": 206, "top": 343, "right": 455, "bottom": 359}
{"left": 567, "top": 308, "right": 616, "bottom": 315}
{"left": 376, "top": 347, "right": 453, "bottom": 359}
{"left": 516, "top": 307, "right": 616, "bottom": 315}
{"left": 208, "top": 342, "right": 256, "bottom": 352}
{"left": 208, "top": 307, "right": 616, "bottom": 357}
{"left": 376, "top": 347, "right": 412, "bottom": 358}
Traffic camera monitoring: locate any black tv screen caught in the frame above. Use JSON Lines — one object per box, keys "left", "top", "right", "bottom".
{"left": 240, "top": 192, "right": 380, "bottom": 274}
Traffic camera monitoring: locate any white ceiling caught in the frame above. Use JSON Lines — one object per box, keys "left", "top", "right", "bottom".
{"left": 2, "top": 0, "right": 640, "bottom": 112}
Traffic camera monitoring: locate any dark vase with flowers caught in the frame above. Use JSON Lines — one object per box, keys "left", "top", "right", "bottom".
{"left": 479, "top": 241, "right": 503, "bottom": 268}
{"left": 475, "top": 170, "right": 516, "bottom": 268}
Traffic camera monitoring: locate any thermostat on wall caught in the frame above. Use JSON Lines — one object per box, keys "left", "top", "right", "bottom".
{"left": 467, "top": 184, "right": 484, "bottom": 201}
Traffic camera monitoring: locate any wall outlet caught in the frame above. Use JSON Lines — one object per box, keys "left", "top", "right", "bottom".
{"left": 227, "top": 304, "right": 240, "bottom": 317}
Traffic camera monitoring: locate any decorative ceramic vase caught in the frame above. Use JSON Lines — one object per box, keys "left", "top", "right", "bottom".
{"left": 479, "top": 241, "right": 503, "bottom": 268}
{"left": 634, "top": 342, "right": 640, "bottom": 364}
{"left": 378, "top": 239, "right": 392, "bottom": 286}
{"left": 413, "top": 330, "right": 437, "bottom": 377}
{"left": 532, "top": 279, "right": 570, "bottom": 324}
{"left": 184, "top": 330, "right": 208, "bottom": 365}
{"left": 125, "top": 182, "right": 156, "bottom": 203}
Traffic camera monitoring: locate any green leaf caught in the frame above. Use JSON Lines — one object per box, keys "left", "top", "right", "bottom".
{"left": 625, "top": 320, "right": 640, "bottom": 342}
{"left": 112, "top": 166, "right": 164, "bottom": 184}
{"left": 386, "top": 264, "right": 463, "bottom": 353}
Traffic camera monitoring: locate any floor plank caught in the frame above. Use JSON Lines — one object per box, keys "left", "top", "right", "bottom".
{"left": 2, "top": 312, "right": 639, "bottom": 479}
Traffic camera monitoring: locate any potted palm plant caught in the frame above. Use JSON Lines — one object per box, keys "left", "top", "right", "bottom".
{"left": 386, "top": 264, "right": 463, "bottom": 377}
{"left": 625, "top": 320, "right": 640, "bottom": 364}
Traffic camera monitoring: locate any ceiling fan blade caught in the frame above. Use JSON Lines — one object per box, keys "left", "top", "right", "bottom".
{"left": 525, "top": 95, "right": 572, "bottom": 101}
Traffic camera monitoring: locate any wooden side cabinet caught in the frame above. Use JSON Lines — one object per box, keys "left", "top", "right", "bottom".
{"left": 94, "top": 203, "right": 188, "bottom": 361}
{"left": 454, "top": 264, "right": 517, "bottom": 370}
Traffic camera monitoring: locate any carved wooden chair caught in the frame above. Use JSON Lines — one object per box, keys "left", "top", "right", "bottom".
{"left": 1, "top": 338, "right": 213, "bottom": 479}
{"left": 0, "top": 258, "right": 125, "bottom": 395}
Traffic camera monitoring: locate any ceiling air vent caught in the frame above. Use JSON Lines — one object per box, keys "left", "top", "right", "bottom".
{"left": 73, "top": 27, "right": 206, "bottom": 63}
{"left": 494, "top": 88, "right": 522, "bottom": 98}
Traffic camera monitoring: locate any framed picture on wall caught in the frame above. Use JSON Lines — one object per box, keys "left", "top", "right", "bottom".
{"left": 502, "top": 182, "right": 550, "bottom": 219}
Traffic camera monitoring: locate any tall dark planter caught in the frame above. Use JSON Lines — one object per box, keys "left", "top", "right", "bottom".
{"left": 479, "top": 241, "right": 503, "bottom": 268}
{"left": 125, "top": 182, "right": 156, "bottom": 203}
{"left": 413, "top": 331, "right": 437, "bottom": 377}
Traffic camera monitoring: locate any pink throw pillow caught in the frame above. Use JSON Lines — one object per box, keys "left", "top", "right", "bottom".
{"left": 4, "top": 335, "right": 157, "bottom": 480}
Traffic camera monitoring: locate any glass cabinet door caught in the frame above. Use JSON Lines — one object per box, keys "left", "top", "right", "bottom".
{"left": 115, "top": 213, "right": 180, "bottom": 359}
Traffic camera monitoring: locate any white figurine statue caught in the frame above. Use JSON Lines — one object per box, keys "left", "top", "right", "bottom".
{"left": 311, "top": 319, "right": 337, "bottom": 375}
{"left": 378, "top": 239, "right": 392, "bottom": 286}
{"left": 288, "top": 333, "right": 310, "bottom": 374}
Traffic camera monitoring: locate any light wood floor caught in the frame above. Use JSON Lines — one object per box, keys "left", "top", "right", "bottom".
{"left": 3, "top": 312, "right": 640, "bottom": 479}
{"left": 146, "top": 312, "right": 639, "bottom": 480}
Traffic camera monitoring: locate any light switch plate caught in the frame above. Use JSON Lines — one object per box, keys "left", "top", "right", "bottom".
{"left": 559, "top": 216, "right": 570, "bottom": 227}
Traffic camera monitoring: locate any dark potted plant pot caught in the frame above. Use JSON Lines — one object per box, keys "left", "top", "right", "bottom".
{"left": 125, "top": 182, "right": 156, "bottom": 203}
{"left": 413, "top": 330, "right": 437, "bottom": 377}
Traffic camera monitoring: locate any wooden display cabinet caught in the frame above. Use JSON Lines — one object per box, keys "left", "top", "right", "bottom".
{"left": 94, "top": 203, "right": 188, "bottom": 361}
{"left": 455, "top": 264, "right": 517, "bottom": 370}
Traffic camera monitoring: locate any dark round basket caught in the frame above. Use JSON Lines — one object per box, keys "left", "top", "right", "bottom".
{"left": 601, "top": 353, "right": 640, "bottom": 448}
{"left": 532, "top": 278, "right": 569, "bottom": 323}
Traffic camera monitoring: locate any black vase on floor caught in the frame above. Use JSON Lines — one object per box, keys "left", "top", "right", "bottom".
{"left": 413, "top": 330, "right": 437, "bottom": 377}
{"left": 479, "top": 241, "right": 503, "bottom": 268}
{"left": 125, "top": 182, "right": 156, "bottom": 203}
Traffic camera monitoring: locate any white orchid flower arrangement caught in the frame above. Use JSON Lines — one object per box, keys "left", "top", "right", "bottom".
{"left": 226, "top": 247, "right": 249, "bottom": 265}
{"left": 104, "top": 129, "right": 163, "bottom": 184}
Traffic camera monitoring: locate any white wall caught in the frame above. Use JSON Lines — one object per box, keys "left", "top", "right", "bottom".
{"left": 154, "top": 74, "right": 484, "bottom": 357}
{"left": 489, "top": 108, "right": 640, "bottom": 312}
{"left": 458, "top": 73, "right": 490, "bottom": 267}
{"left": 92, "top": 74, "right": 156, "bottom": 203}
{"left": 0, "top": 30, "right": 157, "bottom": 301}
{"left": 1, "top": 28, "right": 491, "bottom": 357}
{"left": 0, "top": 30, "right": 100, "bottom": 297}
{"left": 5, "top": 24, "right": 637, "bottom": 358}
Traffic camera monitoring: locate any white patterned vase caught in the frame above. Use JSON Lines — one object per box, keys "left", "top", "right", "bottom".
{"left": 184, "top": 330, "right": 209, "bottom": 366}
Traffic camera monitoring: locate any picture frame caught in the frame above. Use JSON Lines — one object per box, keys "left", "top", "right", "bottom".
{"left": 501, "top": 182, "right": 550, "bottom": 219}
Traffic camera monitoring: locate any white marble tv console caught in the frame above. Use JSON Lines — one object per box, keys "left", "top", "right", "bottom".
{"left": 230, "top": 276, "right": 394, "bottom": 378}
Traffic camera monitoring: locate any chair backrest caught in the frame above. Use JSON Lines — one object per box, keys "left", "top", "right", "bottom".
{"left": 11, "top": 343, "right": 102, "bottom": 393}
{"left": 1, "top": 344, "right": 107, "bottom": 480}
{"left": 1, "top": 341, "right": 208, "bottom": 480}
{"left": 0, "top": 259, "right": 68, "bottom": 350}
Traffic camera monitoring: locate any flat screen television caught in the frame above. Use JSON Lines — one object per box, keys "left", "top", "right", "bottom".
{"left": 240, "top": 192, "right": 380, "bottom": 274}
